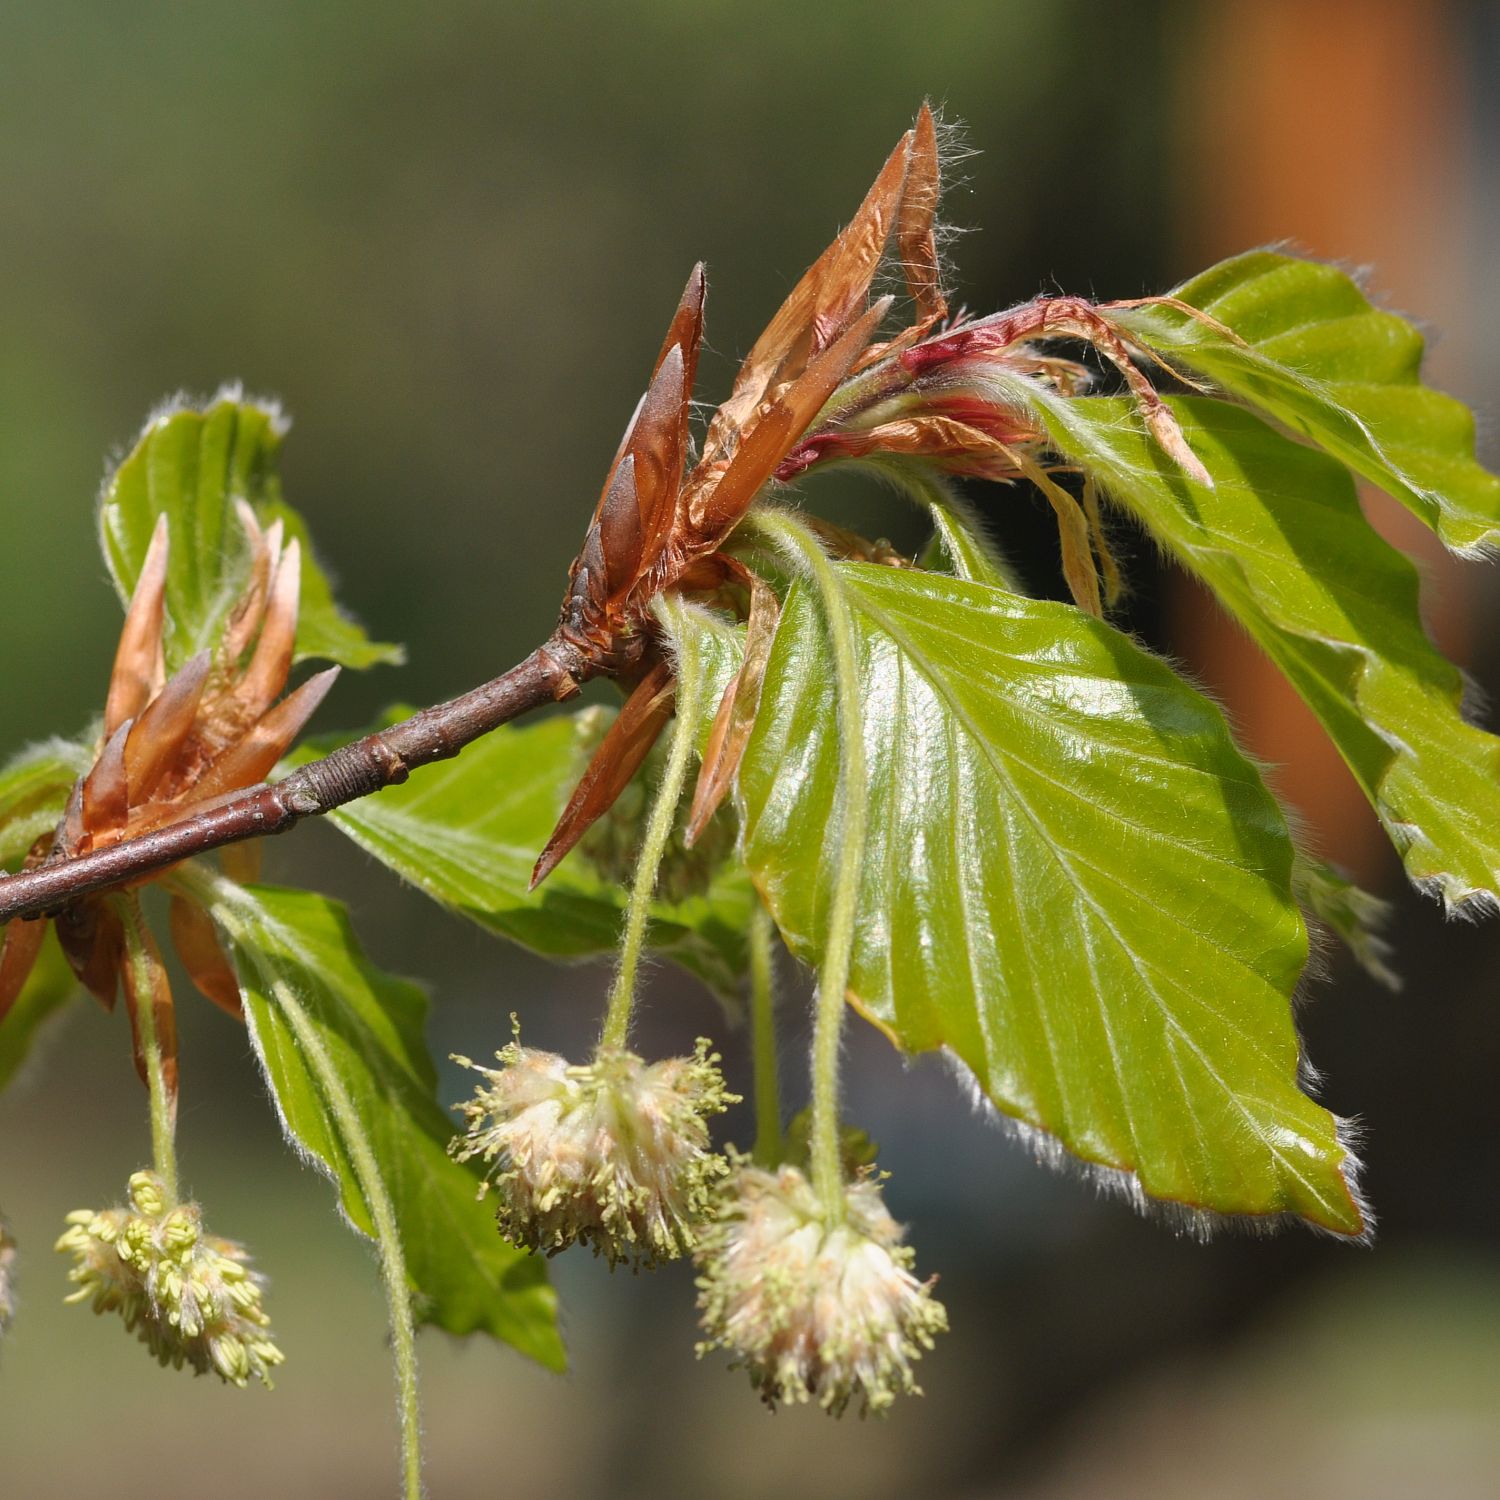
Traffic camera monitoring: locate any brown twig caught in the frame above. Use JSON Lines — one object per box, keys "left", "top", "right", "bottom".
{"left": 0, "top": 637, "right": 592, "bottom": 925}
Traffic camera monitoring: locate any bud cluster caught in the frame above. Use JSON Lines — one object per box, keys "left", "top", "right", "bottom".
{"left": 451, "top": 1034, "right": 736, "bottom": 1268}
{"left": 695, "top": 1160, "right": 947, "bottom": 1417}
{"left": 56, "top": 1171, "right": 282, "bottom": 1388}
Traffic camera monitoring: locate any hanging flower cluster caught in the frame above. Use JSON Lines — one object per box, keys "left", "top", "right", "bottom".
{"left": 450, "top": 1033, "right": 736, "bottom": 1268}
{"left": 695, "top": 1160, "right": 947, "bottom": 1416}
{"left": 56, "top": 1170, "right": 282, "bottom": 1388}
{"left": 0, "top": 1213, "right": 16, "bottom": 1334}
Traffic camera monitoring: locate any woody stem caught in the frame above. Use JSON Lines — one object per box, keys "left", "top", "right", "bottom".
{"left": 0, "top": 636, "right": 594, "bottom": 924}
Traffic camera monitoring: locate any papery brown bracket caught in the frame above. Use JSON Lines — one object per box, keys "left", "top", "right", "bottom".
{"left": 687, "top": 564, "right": 780, "bottom": 844}
{"left": 124, "top": 650, "right": 212, "bottom": 806}
{"left": 531, "top": 657, "right": 678, "bottom": 889}
{"left": 685, "top": 297, "right": 894, "bottom": 542}
{"left": 118, "top": 903, "right": 179, "bottom": 1106}
{"left": 55, "top": 898, "right": 124, "bottom": 1011}
{"left": 169, "top": 893, "right": 243, "bottom": 1019}
{"left": 0, "top": 913, "right": 47, "bottom": 1026}
{"left": 897, "top": 104, "right": 945, "bottom": 329}
{"left": 703, "top": 123, "right": 919, "bottom": 466}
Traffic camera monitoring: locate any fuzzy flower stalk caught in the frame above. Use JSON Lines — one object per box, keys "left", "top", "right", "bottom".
{"left": 450, "top": 1033, "right": 735, "bottom": 1268}
{"left": 55, "top": 1170, "right": 282, "bottom": 1388}
{"left": 696, "top": 1160, "right": 947, "bottom": 1417}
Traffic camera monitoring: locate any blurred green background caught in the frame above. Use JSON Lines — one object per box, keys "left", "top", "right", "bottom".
{"left": 4, "top": 3, "right": 1500, "bottom": 1496}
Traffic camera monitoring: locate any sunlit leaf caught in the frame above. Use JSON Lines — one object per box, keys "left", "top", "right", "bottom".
{"left": 194, "top": 874, "right": 563, "bottom": 1367}
{"left": 1114, "top": 250, "right": 1500, "bottom": 556}
{"left": 1032, "top": 393, "right": 1500, "bottom": 911}
{"left": 685, "top": 561, "right": 1363, "bottom": 1235}
{"left": 97, "top": 393, "right": 403, "bottom": 670}
{"left": 287, "top": 709, "right": 756, "bottom": 1000}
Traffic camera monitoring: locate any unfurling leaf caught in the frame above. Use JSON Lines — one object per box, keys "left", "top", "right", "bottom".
{"left": 98, "top": 393, "right": 403, "bottom": 671}
{"left": 194, "top": 875, "right": 563, "bottom": 1367}
{"left": 679, "top": 563, "right": 1364, "bottom": 1236}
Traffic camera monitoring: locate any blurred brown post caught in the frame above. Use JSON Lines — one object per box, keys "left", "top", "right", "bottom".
{"left": 1172, "top": 0, "right": 1475, "bottom": 882}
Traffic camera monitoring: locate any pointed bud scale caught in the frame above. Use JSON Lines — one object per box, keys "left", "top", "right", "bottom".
{"left": 80, "top": 720, "right": 133, "bottom": 840}
{"left": 123, "top": 650, "right": 212, "bottom": 805}
{"left": 169, "top": 895, "right": 243, "bottom": 1019}
{"left": 233, "top": 538, "right": 301, "bottom": 720}
{"left": 188, "top": 665, "right": 340, "bottom": 806}
{"left": 105, "top": 515, "right": 170, "bottom": 736}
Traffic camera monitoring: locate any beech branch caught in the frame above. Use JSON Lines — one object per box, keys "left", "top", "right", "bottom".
{"left": 0, "top": 636, "right": 593, "bottom": 925}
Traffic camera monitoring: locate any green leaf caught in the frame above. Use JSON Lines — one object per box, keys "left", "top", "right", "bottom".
{"left": 192, "top": 874, "right": 563, "bottom": 1367}
{"left": 1113, "top": 251, "right": 1500, "bottom": 557}
{"left": 1032, "top": 393, "right": 1500, "bottom": 911}
{"left": 0, "top": 926, "right": 78, "bottom": 1093}
{"left": 695, "top": 561, "right": 1362, "bottom": 1235}
{"left": 287, "top": 710, "right": 757, "bottom": 1000}
{"left": 0, "top": 737, "right": 90, "bottom": 870}
{"left": 1293, "top": 854, "right": 1398, "bottom": 991}
{"left": 97, "top": 392, "right": 403, "bottom": 670}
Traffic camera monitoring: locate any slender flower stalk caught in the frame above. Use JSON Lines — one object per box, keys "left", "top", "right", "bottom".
{"left": 748, "top": 905, "right": 782, "bottom": 1169}
{"left": 114, "top": 891, "right": 178, "bottom": 1199}
{"left": 600, "top": 602, "right": 709, "bottom": 1050}
{"left": 749, "top": 509, "right": 870, "bottom": 1223}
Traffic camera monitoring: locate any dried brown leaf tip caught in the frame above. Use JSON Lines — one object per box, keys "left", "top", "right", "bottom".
{"left": 0, "top": 506, "right": 339, "bottom": 1086}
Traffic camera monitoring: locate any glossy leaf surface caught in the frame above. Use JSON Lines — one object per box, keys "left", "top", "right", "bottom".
{"left": 199, "top": 876, "right": 563, "bottom": 1366}
{"left": 1034, "top": 394, "right": 1500, "bottom": 910}
{"left": 98, "top": 395, "right": 402, "bottom": 670}
{"left": 1114, "top": 250, "right": 1500, "bottom": 556}
{"left": 701, "top": 562, "right": 1362, "bottom": 1234}
{"left": 289, "top": 711, "right": 755, "bottom": 999}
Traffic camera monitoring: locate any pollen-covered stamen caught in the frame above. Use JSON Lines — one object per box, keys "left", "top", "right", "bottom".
{"left": 695, "top": 1160, "right": 947, "bottom": 1417}
{"left": 56, "top": 1170, "right": 283, "bottom": 1388}
{"left": 450, "top": 1034, "right": 737, "bottom": 1269}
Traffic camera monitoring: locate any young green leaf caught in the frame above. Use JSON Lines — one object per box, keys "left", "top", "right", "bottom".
{"left": 0, "top": 737, "right": 91, "bottom": 870}
{"left": 97, "top": 392, "right": 403, "bottom": 670}
{"left": 1113, "top": 251, "right": 1500, "bottom": 557}
{"left": 286, "top": 711, "right": 756, "bottom": 1000}
{"left": 695, "top": 561, "right": 1363, "bottom": 1236}
{"left": 1293, "top": 853, "right": 1398, "bottom": 990}
{"left": 189, "top": 872, "right": 563, "bottom": 1368}
{"left": 1033, "top": 393, "right": 1500, "bottom": 912}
